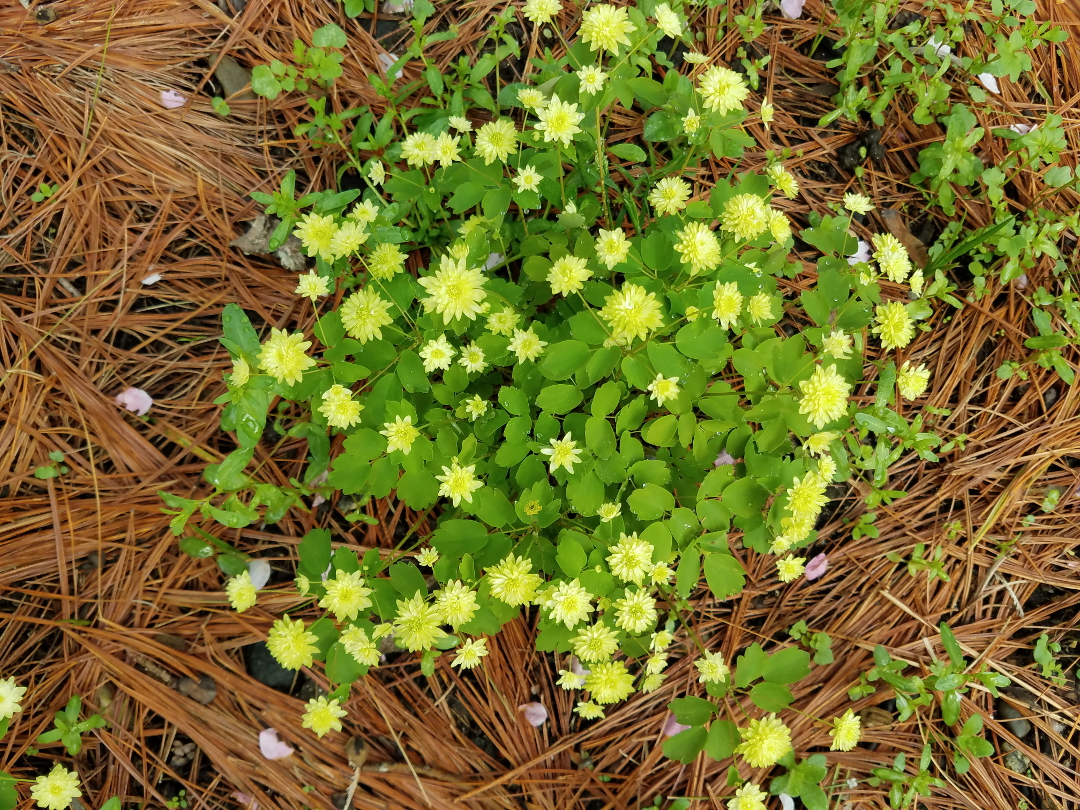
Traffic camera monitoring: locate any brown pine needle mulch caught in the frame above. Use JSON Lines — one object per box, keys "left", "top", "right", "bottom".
{"left": 1, "top": 0, "right": 1079, "bottom": 808}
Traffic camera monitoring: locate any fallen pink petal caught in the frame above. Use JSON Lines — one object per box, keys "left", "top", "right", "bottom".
{"left": 141, "top": 273, "right": 162, "bottom": 285}
{"left": 779, "top": 794, "right": 796, "bottom": 810}
{"left": 714, "top": 450, "right": 736, "bottom": 467}
{"left": 518, "top": 702, "right": 548, "bottom": 727}
{"left": 804, "top": 553, "right": 829, "bottom": 581}
{"left": 570, "top": 656, "right": 590, "bottom": 677}
{"left": 248, "top": 559, "right": 272, "bottom": 591}
{"left": 115, "top": 387, "right": 153, "bottom": 416}
{"left": 779, "top": 0, "right": 804, "bottom": 19}
{"left": 159, "top": 89, "right": 187, "bottom": 109}
{"left": 847, "top": 239, "right": 871, "bottom": 265}
{"left": 1009, "top": 123, "right": 1033, "bottom": 135}
{"left": 232, "top": 793, "right": 259, "bottom": 810}
{"left": 258, "top": 728, "right": 294, "bottom": 760}
{"left": 663, "top": 714, "right": 691, "bottom": 737}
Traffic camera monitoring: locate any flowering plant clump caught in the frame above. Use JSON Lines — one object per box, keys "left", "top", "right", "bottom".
{"left": 161, "top": 0, "right": 950, "bottom": 796}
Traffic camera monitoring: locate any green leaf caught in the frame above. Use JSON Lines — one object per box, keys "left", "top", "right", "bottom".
{"left": 669, "top": 696, "right": 716, "bottom": 725}
{"left": 662, "top": 726, "right": 708, "bottom": 764}
{"left": 608, "top": 143, "right": 647, "bottom": 163}
{"left": 628, "top": 483, "right": 675, "bottom": 519}
{"left": 312, "top": 23, "right": 347, "bottom": 48}
{"left": 397, "top": 350, "right": 430, "bottom": 392}
{"left": 250, "top": 65, "right": 282, "bottom": 99}
{"left": 179, "top": 536, "right": 215, "bottom": 559}
{"left": 721, "top": 477, "right": 768, "bottom": 517}
{"left": 388, "top": 562, "right": 427, "bottom": 598}
{"left": 431, "top": 519, "right": 489, "bottom": 556}
{"left": 473, "top": 488, "right": 517, "bottom": 527}
{"left": 734, "top": 643, "right": 768, "bottom": 688}
{"left": 938, "top": 622, "right": 965, "bottom": 667}
{"left": 643, "top": 110, "right": 682, "bottom": 142}
{"left": 702, "top": 553, "right": 745, "bottom": 600}
{"left": 704, "top": 720, "right": 741, "bottom": 761}
{"left": 749, "top": 682, "right": 794, "bottom": 712}
{"left": 397, "top": 469, "right": 438, "bottom": 508}
{"left": 556, "top": 531, "right": 589, "bottom": 576}
{"left": 540, "top": 340, "right": 591, "bottom": 380}
{"left": 325, "top": 641, "right": 365, "bottom": 683}
{"left": 498, "top": 386, "right": 531, "bottom": 416}
{"left": 536, "top": 384, "right": 584, "bottom": 413}
{"left": 221, "top": 303, "right": 261, "bottom": 360}
{"left": 676, "top": 548, "right": 700, "bottom": 597}
{"left": 763, "top": 647, "right": 811, "bottom": 685}
{"left": 298, "top": 528, "right": 332, "bottom": 579}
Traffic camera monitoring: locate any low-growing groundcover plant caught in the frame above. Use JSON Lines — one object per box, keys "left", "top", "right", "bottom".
{"left": 154, "top": 0, "right": 1062, "bottom": 805}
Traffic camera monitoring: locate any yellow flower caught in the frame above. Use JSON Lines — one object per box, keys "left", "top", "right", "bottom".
{"left": 614, "top": 588, "right": 656, "bottom": 635}
{"left": 367, "top": 160, "right": 385, "bottom": 185}
{"left": 31, "top": 765, "right": 81, "bottom": 810}
{"left": 646, "top": 652, "right": 668, "bottom": 674}
{"left": 508, "top": 327, "right": 548, "bottom": 362}
{"left": 319, "top": 569, "right": 373, "bottom": 621}
{"left": 675, "top": 221, "right": 721, "bottom": 274}
{"left": 683, "top": 108, "right": 702, "bottom": 133}
{"left": 522, "top": 0, "right": 560, "bottom": 24}
{"left": 381, "top": 415, "right": 420, "bottom": 454}
{"left": 486, "top": 554, "right": 543, "bottom": 606}
{"left": 788, "top": 472, "right": 828, "bottom": 519}
{"left": 340, "top": 287, "right": 394, "bottom": 344}
{"left": 449, "top": 115, "right": 473, "bottom": 132}
{"left": 647, "top": 373, "right": 681, "bottom": 405}
{"left": 0, "top": 676, "right": 27, "bottom": 720}
{"left": 584, "top": 659, "right": 635, "bottom": 703}
{"left": 474, "top": 119, "right": 518, "bottom": 164}
{"left": 641, "top": 672, "right": 666, "bottom": 693}
{"left": 766, "top": 164, "right": 799, "bottom": 199}
{"left": 572, "top": 623, "right": 620, "bottom": 663}
{"left": 804, "top": 431, "right": 837, "bottom": 456}
{"left": 295, "top": 272, "right": 330, "bottom": 302}
{"left": 258, "top": 329, "right": 316, "bottom": 386}
{"left": 728, "top": 783, "right": 768, "bottom": 810}
{"left": 420, "top": 335, "right": 456, "bottom": 372}
{"left": 595, "top": 227, "right": 632, "bottom": 269}
{"left": 514, "top": 165, "right": 543, "bottom": 193}
{"left": 577, "top": 65, "right": 608, "bottom": 94}
{"left": 872, "top": 301, "right": 916, "bottom": 350}
{"left": 651, "top": 561, "right": 673, "bottom": 585}
{"left": 575, "top": 700, "right": 606, "bottom": 719}
{"left": 434, "top": 580, "right": 479, "bottom": 628}
{"left": 600, "top": 283, "right": 664, "bottom": 343}
{"left": 419, "top": 256, "right": 488, "bottom": 323}
{"left": 735, "top": 714, "right": 792, "bottom": 767}
{"left": 452, "top": 637, "right": 489, "bottom": 669}
{"left": 777, "top": 556, "right": 806, "bottom": 582}
{"left": 821, "top": 329, "right": 852, "bottom": 359}
{"left": 698, "top": 65, "right": 749, "bottom": 114}
{"left": 366, "top": 242, "right": 406, "bottom": 279}
{"left": 799, "top": 364, "right": 851, "bottom": 428}
{"left": 487, "top": 308, "right": 521, "bottom": 336}
{"left": 653, "top": 2, "right": 683, "bottom": 37}
{"left": 909, "top": 269, "right": 925, "bottom": 296}
{"left": 683, "top": 51, "right": 710, "bottom": 64}
{"left": 649, "top": 176, "right": 692, "bottom": 216}
{"left": 720, "top": 194, "right": 770, "bottom": 241}
{"left": 401, "top": 132, "right": 438, "bottom": 167}
{"left": 340, "top": 625, "right": 381, "bottom": 666}
{"left": 435, "top": 458, "right": 483, "bottom": 505}
{"left": 517, "top": 87, "right": 547, "bottom": 110}
{"left": 349, "top": 200, "right": 380, "bottom": 224}
{"left": 695, "top": 650, "right": 729, "bottom": 683}
{"left": 226, "top": 570, "right": 258, "bottom": 613}
{"left": 435, "top": 132, "right": 462, "bottom": 167}
{"left": 548, "top": 255, "right": 592, "bottom": 296}
{"left": 712, "top": 281, "right": 744, "bottom": 329}
{"left": 818, "top": 455, "right": 837, "bottom": 479}
{"left": 541, "top": 433, "right": 583, "bottom": 473}
{"left": 266, "top": 614, "right": 319, "bottom": 670}
{"left": 829, "top": 708, "right": 862, "bottom": 751}
{"left": 229, "top": 356, "right": 250, "bottom": 386}
{"left": 872, "top": 233, "right": 912, "bottom": 283}
{"left": 393, "top": 592, "right": 447, "bottom": 651}
{"left": 606, "top": 531, "right": 653, "bottom": 584}
{"left": 416, "top": 547, "right": 439, "bottom": 567}
{"left": 294, "top": 213, "right": 337, "bottom": 262}
{"left": 302, "top": 696, "right": 347, "bottom": 738}
{"left": 746, "top": 293, "right": 774, "bottom": 324}
{"left": 760, "top": 100, "right": 776, "bottom": 124}
{"left": 768, "top": 209, "right": 792, "bottom": 242}
{"left": 329, "top": 220, "right": 369, "bottom": 259}
{"left": 458, "top": 344, "right": 487, "bottom": 373}
{"left": 844, "top": 192, "right": 875, "bottom": 214}
{"left": 523, "top": 499, "right": 542, "bottom": 515}
{"left": 652, "top": 630, "right": 674, "bottom": 650}
{"left": 596, "top": 502, "right": 622, "bottom": 522}
{"left": 542, "top": 579, "right": 594, "bottom": 629}
{"left": 897, "top": 361, "right": 931, "bottom": 400}
{"left": 319, "top": 384, "right": 364, "bottom": 430}
{"left": 580, "top": 4, "right": 636, "bottom": 53}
